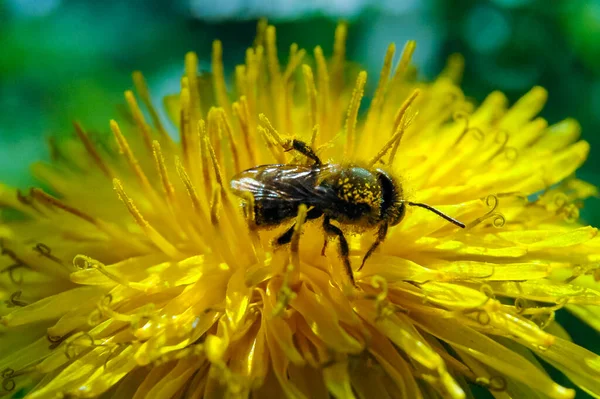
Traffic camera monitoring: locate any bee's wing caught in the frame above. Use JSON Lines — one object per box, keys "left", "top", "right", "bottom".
{"left": 230, "top": 165, "right": 296, "bottom": 200}
{"left": 230, "top": 164, "right": 336, "bottom": 203}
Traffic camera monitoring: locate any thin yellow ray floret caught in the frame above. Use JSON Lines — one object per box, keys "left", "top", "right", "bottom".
{"left": 113, "top": 178, "right": 181, "bottom": 259}
{"left": 345, "top": 71, "right": 367, "bottom": 158}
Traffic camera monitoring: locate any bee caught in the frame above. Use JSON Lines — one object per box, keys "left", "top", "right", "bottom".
{"left": 230, "top": 139, "right": 465, "bottom": 285}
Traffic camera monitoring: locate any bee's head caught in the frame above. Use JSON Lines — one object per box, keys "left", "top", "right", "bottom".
{"left": 376, "top": 168, "right": 467, "bottom": 229}
{"left": 376, "top": 169, "right": 405, "bottom": 226}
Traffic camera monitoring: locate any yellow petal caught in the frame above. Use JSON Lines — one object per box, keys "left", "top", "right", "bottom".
{"left": 434, "top": 261, "right": 549, "bottom": 281}
{"left": 531, "top": 334, "right": 600, "bottom": 397}
{"left": 205, "top": 319, "right": 230, "bottom": 363}
{"left": 229, "top": 320, "right": 269, "bottom": 389}
{"left": 348, "top": 357, "right": 394, "bottom": 399}
{"left": 412, "top": 312, "right": 574, "bottom": 399}
{"left": 144, "top": 357, "right": 202, "bottom": 398}
{"left": 505, "top": 226, "right": 597, "bottom": 250}
{"left": 66, "top": 346, "right": 138, "bottom": 397}
{"left": 259, "top": 285, "right": 304, "bottom": 365}
{"left": 0, "top": 335, "right": 53, "bottom": 373}
{"left": 263, "top": 312, "right": 308, "bottom": 399}
{"left": 357, "top": 255, "right": 436, "bottom": 283}
{"left": 354, "top": 302, "right": 444, "bottom": 371}
{"left": 291, "top": 283, "right": 363, "bottom": 354}
{"left": 366, "top": 325, "right": 423, "bottom": 399}
{"left": 535, "top": 118, "right": 580, "bottom": 151}
{"left": 323, "top": 359, "right": 355, "bottom": 399}
{"left": 225, "top": 266, "right": 252, "bottom": 331}
{"left": 490, "top": 280, "right": 600, "bottom": 305}
{"left": 2, "top": 286, "right": 105, "bottom": 327}
{"left": 544, "top": 141, "right": 589, "bottom": 186}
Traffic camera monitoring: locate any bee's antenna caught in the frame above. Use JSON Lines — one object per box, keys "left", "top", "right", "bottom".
{"left": 406, "top": 201, "right": 466, "bottom": 228}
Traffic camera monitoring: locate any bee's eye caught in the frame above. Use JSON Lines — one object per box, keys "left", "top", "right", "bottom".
{"left": 377, "top": 170, "right": 395, "bottom": 216}
{"left": 394, "top": 202, "right": 406, "bottom": 226}
{"left": 378, "top": 169, "right": 405, "bottom": 225}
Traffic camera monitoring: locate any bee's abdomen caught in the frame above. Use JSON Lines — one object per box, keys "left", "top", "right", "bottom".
{"left": 250, "top": 199, "right": 299, "bottom": 226}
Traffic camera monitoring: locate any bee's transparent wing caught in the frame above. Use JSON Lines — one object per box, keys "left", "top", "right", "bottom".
{"left": 230, "top": 164, "right": 337, "bottom": 204}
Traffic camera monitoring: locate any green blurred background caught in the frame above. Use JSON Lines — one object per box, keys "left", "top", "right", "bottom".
{"left": 1, "top": 0, "right": 600, "bottom": 397}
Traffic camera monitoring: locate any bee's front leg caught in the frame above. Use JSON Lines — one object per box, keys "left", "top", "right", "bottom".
{"left": 273, "top": 207, "right": 323, "bottom": 246}
{"left": 283, "top": 139, "right": 321, "bottom": 165}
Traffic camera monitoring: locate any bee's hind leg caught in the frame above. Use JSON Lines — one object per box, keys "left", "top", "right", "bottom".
{"left": 323, "top": 216, "right": 356, "bottom": 286}
{"left": 274, "top": 208, "right": 323, "bottom": 246}
{"left": 320, "top": 237, "right": 328, "bottom": 256}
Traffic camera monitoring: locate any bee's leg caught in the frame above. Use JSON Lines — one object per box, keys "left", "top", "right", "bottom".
{"left": 320, "top": 238, "right": 328, "bottom": 256}
{"left": 275, "top": 226, "right": 296, "bottom": 246}
{"left": 357, "top": 223, "right": 388, "bottom": 272}
{"left": 284, "top": 139, "right": 321, "bottom": 165}
{"left": 323, "top": 216, "right": 355, "bottom": 286}
{"left": 275, "top": 208, "right": 323, "bottom": 246}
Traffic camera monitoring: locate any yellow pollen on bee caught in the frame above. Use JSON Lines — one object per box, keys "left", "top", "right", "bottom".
{"left": 338, "top": 183, "right": 380, "bottom": 207}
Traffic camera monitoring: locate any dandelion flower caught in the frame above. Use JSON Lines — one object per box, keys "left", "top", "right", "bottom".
{"left": 1, "top": 21, "right": 600, "bottom": 399}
